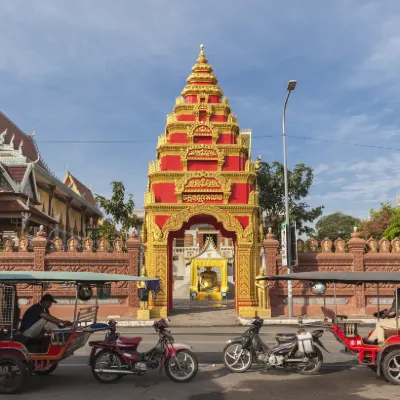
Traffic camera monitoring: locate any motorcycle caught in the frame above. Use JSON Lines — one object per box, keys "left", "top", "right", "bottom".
{"left": 89, "top": 318, "right": 198, "bottom": 383}
{"left": 223, "top": 317, "right": 329, "bottom": 375}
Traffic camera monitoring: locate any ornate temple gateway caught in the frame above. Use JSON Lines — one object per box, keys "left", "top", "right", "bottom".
{"left": 142, "top": 46, "right": 262, "bottom": 317}
{"left": 143, "top": 45, "right": 263, "bottom": 318}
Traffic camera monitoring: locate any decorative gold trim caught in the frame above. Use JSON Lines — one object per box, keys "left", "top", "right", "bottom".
{"left": 181, "top": 84, "right": 223, "bottom": 97}
{"left": 181, "top": 144, "right": 224, "bottom": 171}
{"left": 187, "top": 72, "right": 218, "bottom": 84}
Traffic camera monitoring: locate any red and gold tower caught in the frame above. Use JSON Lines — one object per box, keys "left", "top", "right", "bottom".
{"left": 143, "top": 45, "right": 262, "bottom": 318}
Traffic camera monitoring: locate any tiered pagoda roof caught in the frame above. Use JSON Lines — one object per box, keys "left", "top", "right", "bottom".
{"left": 146, "top": 45, "right": 258, "bottom": 209}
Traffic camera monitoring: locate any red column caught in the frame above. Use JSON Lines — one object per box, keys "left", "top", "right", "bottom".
{"left": 31, "top": 226, "right": 48, "bottom": 302}
{"left": 263, "top": 229, "right": 280, "bottom": 314}
{"left": 126, "top": 231, "right": 140, "bottom": 315}
{"left": 347, "top": 228, "right": 367, "bottom": 314}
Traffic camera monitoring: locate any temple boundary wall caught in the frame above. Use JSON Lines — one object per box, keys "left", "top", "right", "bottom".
{"left": 0, "top": 231, "right": 140, "bottom": 319}
{"left": 263, "top": 229, "right": 400, "bottom": 316}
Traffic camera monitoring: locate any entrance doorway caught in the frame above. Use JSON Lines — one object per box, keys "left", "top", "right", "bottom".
{"left": 169, "top": 215, "right": 236, "bottom": 312}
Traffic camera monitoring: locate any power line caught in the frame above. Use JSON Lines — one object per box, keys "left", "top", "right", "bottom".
{"left": 37, "top": 134, "right": 400, "bottom": 151}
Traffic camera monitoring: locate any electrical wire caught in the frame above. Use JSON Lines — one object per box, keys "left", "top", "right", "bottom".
{"left": 37, "top": 134, "right": 400, "bottom": 151}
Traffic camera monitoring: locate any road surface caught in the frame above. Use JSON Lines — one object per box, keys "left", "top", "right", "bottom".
{"left": 18, "top": 326, "right": 398, "bottom": 400}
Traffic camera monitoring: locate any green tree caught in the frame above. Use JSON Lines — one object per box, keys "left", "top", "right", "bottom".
{"left": 95, "top": 181, "right": 136, "bottom": 246}
{"left": 383, "top": 208, "right": 400, "bottom": 241}
{"left": 257, "top": 161, "right": 324, "bottom": 239}
{"left": 358, "top": 202, "right": 396, "bottom": 240}
{"left": 315, "top": 212, "right": 360, "bottom": 241}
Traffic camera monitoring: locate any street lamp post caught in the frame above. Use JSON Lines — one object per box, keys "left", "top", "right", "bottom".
{"left": 282, "top": 80, "right": 297, "bottom": 318}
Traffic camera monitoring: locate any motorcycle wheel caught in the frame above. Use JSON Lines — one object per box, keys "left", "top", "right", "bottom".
{"left": 165, "top": 350, "right": 198, "bottom": 383}
{"left": 296, "top": 347, "right": 323, "bottom": 375}
{"left": 34, "top": 364, "right": 58, "bottom": 375}
{"left": 223, "top": 343, "right": 252, "bottom": 373}
{"left": 91, "top": 349, "right": 124, "bottom": 384}
{"left": 0, "top": 356, "right": 28, "bottom": 394}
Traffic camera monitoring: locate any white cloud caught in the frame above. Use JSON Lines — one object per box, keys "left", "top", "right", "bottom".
{"left": 312, "top": 153, "right": 400, "bottom": 207}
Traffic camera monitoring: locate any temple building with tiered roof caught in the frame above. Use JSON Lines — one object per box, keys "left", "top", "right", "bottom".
{"left": 0, "top": 112, "right": 102, "bottom": 248}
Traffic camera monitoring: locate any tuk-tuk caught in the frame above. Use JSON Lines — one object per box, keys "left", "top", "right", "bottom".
{"left": 0, "top": 271, "right": 159, "bottom": 394}
{"left": 260, "top": 271, "right": 400, "bottom": 385}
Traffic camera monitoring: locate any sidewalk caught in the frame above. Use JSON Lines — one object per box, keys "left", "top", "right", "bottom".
{"left": 102, "top": 309, "right": 376, "bottom": 327}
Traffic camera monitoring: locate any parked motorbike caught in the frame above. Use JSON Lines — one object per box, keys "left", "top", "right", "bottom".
{"left": 223, "top": 317, "right": 329, "bottom": 375}
{"left": 89, "top": 318, "right": 198, "bottom": 383}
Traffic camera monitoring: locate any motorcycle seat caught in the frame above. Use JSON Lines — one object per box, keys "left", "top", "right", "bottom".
{"left": 118, "top": 336, "right": 142, "bottom": 346}
{"left": 276, "top": 333, "right": 296, "bottom": 342}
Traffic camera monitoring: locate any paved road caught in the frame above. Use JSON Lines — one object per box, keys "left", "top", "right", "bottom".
{"left": 18, "top": 327, "right": 398, "bottom": 400}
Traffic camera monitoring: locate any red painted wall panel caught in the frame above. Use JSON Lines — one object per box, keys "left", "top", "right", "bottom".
{"left": 223, "top": 156, "right": 247, "bottom": 171}
{"left": 168, "top": 133, "right": 189, "bottom": 144}
{"left": 210, "top": 115, "right": 227, "bottom": 122}
{"left": 161, "top": 156, "right": 183, "bottom": 171}
{"left": 177, "top": 114, "right": 196, "bottom": 122}
{"left": 217, "top": 134, "right": 236, "bottom": 144}
{"left": 187, "top": 160, "right": 218, "bottom": 171}
{"left": 153, "top": 183, "right": 177, "bottom": 203}
{"left": 193, "top": 136, "right": 213, "bottom": 145}
{"left": 230, "top": 183, "right": 253, "bottom": 204}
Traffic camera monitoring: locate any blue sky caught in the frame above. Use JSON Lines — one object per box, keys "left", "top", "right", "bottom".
{"left": 1, "top": 1, "right": 400, "bottom": 220}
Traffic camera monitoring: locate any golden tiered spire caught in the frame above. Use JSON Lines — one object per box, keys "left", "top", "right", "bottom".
{"left": 183, "top": 44, "right": 222, "bottom": 96}
{"left": 197, "top": 44, "right": 208, "bottom": 63}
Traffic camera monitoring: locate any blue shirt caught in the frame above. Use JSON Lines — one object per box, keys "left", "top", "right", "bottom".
{"left": 20, "top": 303, "right": 49, "bottom": 333}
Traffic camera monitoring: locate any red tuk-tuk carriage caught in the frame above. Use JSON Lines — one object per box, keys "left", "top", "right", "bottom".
{"left": 262, "top": 271, "right": 400, "bottom": 385}
{"left": 0, "top": 271, "right": 160, "bottom": 394}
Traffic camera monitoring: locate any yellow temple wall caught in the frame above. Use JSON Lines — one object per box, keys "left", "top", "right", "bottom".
{"left": 37, "top": 188, "right": 50, "bottom": 214}
{"left": 69, "top": 208, "right": 82, "bottom": 233}
{"left": 52, "top": 197, "right": 66, "bottom": 224}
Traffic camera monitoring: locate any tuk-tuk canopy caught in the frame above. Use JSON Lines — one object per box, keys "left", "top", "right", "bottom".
{"left": 0, "top": 271, "right": 160, "bottom": 285}
{"left": 258, "top": 271, "right": 400, "bottom": 284}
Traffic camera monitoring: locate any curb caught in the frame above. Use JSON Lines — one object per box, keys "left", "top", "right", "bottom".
{"left": 101, "top": 317, "right": 376, "bottom": 327}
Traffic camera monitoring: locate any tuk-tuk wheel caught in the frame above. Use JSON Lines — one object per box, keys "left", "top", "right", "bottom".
{"left": 34, "top": 364, "right": 58, "bottom": 375}
{"left": 382, "top": 349, "right": 400, "bottom": 385}
{"left": 0, "top": 355, "right": 28, "bottom": 394}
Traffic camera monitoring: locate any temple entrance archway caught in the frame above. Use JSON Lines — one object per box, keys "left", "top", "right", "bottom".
{"left": 143, "top": 203, "right": 261, "bottom": 319}
{"left": 168, "top": 214, "right": 237, "bottom": 311}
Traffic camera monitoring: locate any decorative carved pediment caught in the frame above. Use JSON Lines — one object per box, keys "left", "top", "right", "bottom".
{"left": 113, "top": 239, "right": 123, "bottom": 253}
{"left": 391, "top": 238, "right": 400, "bottom": 253}
{"left": 367, "top": 237, "right": 378, "bottom": 253}
{"left": 297, "top": 239, "right": 305, "bottom": 253}
{"left": 379, "top": 238, "right": 390, "bottom": 253}
{"left": 98, "top": 237, "right": 108, "bottom": 252}
{"left": 174, "top": 171, "right": 231, "bottom": 204}
{"left": 83, "top": 237, "right": 93, "bottom": 252}
{"left": 181, "top": 144, "right": 224, "bottom": 171}
{"left": 67, "top": 237, "right": 78, "bottom": 252}
{"left": 19, "top": 238, "right": 28, "bottom": 252}
{"left": 193, "top": 103, "right": 213, "bottom": 121}
{"left": 321, "top": 238, "right": 332, "bottom": 253}
{"left": 334, "top": 238, "right": 346, "bottom": 253}
{"left": 187, "top": 122, "right": 219, "bottom": 144}
{"left": 53, "top": 236, "right": 63, "bottom": 252}
{"left": 306, "top": 238, "right": 318, "bottom": 253}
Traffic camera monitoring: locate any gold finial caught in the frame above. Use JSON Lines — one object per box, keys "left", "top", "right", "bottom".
{"left": 197, "top": 44, "right": 208, "bottom": 63}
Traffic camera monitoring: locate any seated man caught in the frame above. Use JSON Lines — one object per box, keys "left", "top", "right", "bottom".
{"left": 365, "top": 288, "right": 400, "bottom": 345}
{"left": 20, "top": 294, "right": 72, "bottom": 339}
